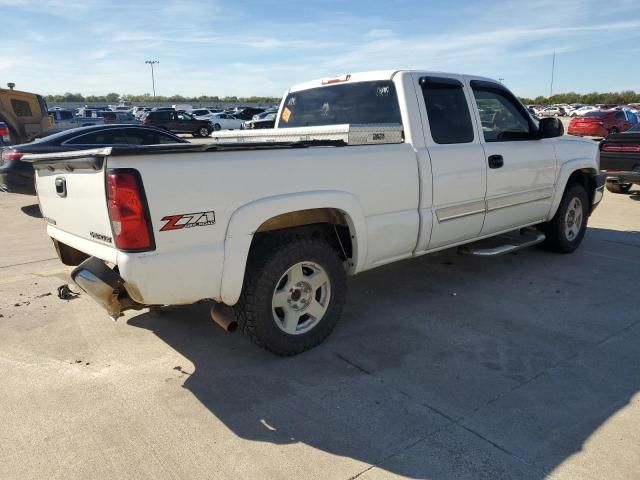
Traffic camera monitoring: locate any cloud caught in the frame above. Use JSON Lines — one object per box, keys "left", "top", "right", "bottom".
{"left": 1, "top": 0, "right": 639, "bottom": 97}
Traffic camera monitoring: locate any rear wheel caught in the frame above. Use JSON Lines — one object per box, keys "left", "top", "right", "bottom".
{"left": 539, "top": 183, "right": 588, "bottom": 253}
{"left": 234, "top": 235, "right": 347, "bottom": 356}
{"left": 213, "top": 123, "right": 221, "bottom": 131}
{"left": 605, "top": 180, "right": 632, "bottom": 194}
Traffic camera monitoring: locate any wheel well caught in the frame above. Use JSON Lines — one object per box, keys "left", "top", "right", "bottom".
{"left": 252, "top": 208, "right": 354, "bottom": 262}
{"left": 567, "top": 168, "right": 596, "bottom": 213}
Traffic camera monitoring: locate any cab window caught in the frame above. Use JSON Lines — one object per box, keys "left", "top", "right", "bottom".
{"left": 420, "top": 77, "right": 474, "bottom": 144}
{"left": 11, "top": 99, "right": 33, "bottom": 117}
{"left": 471, "top": 83, "right": 534, "bottom": 142}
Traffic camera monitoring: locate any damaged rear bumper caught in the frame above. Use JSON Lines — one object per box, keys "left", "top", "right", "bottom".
{"left": 71, "top": 257, "right": 141, "bottom": 320}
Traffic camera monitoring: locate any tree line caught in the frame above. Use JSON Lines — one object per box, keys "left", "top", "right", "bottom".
{"left": 518, "top": 90, "right": 640, "bottom": 106}
{"left": 44, "top": 89, "right": 640, "bottom": 107}
{"left": 44, "top": 92, "right": 281, "bottom": 104}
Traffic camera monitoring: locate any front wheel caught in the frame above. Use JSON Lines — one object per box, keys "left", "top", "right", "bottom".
{"left": 539, "top": 183, "right": 589, "bottom": 253}
{"left": 605, "top": 180, "right": 632, "bottom": 194}
{"left": 234, "top": 235, "right": 347, "bottom": 356}
{"left": 198, "top": 126, "right": 210, "bottom": 137}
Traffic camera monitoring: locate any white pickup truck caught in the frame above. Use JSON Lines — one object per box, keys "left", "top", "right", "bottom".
{"left": 27, "top": 70, "right": 604, "bottom": 355}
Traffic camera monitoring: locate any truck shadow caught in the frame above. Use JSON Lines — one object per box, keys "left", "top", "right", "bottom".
{"left": 128, "top": 227, "right": 640, "bottom": 478}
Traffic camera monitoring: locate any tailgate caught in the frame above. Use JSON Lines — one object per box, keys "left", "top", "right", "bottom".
{"left": 28, "top": 148, "right": 116, "bottom": 254}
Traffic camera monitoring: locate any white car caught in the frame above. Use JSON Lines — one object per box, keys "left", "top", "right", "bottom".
{"left": 196, "top": 113, "right": 244, "bottom": 130}
{"left": 28, "top": 69, "right": 603, "bottom": 356}
{"left": 539, "top": 106, "right": 564, "bottom": 117}
{"left": 571, "top": 106, "right": 598, "bottom": 117}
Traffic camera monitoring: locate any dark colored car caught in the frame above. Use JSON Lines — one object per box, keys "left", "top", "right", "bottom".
{"left": 243, "top": 112, "right": 276, "bottom": 129}
{"left": 0, "top": 125, "right": 188, "bottom": 194}
{"left": 599, "top": 123, "right": 640, "bottom": 194}
{"left": 142, "top": 110, "right": 213, "bottom": 137}
{"left": 232, "top": 107, "right": 266, "bottom": 120}
{"left": 568, "top": 110, "right": 636, "bottom": 137}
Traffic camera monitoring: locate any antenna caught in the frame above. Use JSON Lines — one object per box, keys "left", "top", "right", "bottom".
{"left": 549, "top": 51, "right": 556, "bottom": 98}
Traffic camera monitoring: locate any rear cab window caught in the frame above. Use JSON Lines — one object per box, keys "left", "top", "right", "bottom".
{"left": 279, "top": 80, "right": 402, "bottom": 128}
{"left": 420, "top": 77, "right": 474, "bottom": 144}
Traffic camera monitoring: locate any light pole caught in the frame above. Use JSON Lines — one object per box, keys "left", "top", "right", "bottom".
{"left": 145, "top": 60, "right": 159, "bottom": 99}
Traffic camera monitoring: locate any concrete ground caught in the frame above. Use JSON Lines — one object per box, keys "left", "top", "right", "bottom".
{"left": 1, "top": 186, "right": 639, "bottom": 480}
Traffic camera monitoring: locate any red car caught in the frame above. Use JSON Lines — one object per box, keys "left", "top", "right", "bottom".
{"left": 568, "top": 110, "right": 635, "bottom": 137}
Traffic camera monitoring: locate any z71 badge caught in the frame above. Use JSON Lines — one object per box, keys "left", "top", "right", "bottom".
{"left": 160, "top": 211, "right": 216, "bottom": 232}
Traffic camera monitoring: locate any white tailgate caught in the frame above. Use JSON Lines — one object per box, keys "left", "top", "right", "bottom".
{"left": 35, "top": 162, "right": 115, "bottom": 250}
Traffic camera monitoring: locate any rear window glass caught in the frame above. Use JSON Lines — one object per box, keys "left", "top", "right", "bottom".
{"left": 11, "top": 99, "right": 33, "bottom": 117}
{"left": 280, "top": 80, "right": 402, "bottom": 128}
{"left": 421, "top": 79, "right": 474, "bottom": 144}
{"left": 584, "top": 111, "right": 606, "bottom": 118}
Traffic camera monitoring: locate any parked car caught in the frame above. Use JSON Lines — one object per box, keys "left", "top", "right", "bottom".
{"left": 48, "top": 108, "right": 105, "bottom": 130}
{"left": 0, "top": 121, "right": 11, "bottom": 146}
{"left": 0, "top": 125, "right": 188, "bottom": 194}
{"left": 232, "top": 107, "right": 266, "bottom": 120}
{"left": 196, "top": 113, "right": 244, "bottom": 131}
{"left": 570, "top": 106, "right": 598, "bottom": 117}
{"left": 142, "top": 110, "right": 213, "bottom": 136}
{"left": 599, "top": 123, "right": 640, "bottom": 193}
{"left": 568, "top": 109, "right": 636, "bottom": 137}
{"left": 538, "top": 106, "right": 564, "bottom": 117}
{"left": 102, "top": 111, "right": 139, "bottom": 125}
{"left": 189, "top": 108, "right": 220, "bottom": 117}
{"left": 132, "top": 106, "right": 149, "bottom": 117}
{"left": 172, "top": 104, "right": 193, "bottom": 112}
{"left": 243, "top": 112, "right": 276, "bottom": 129}
{"left": 26, "top": 70, "right": 603, "bottom": 355}
{"left": 151, "top": 107, "right": 174, "bottom": 112}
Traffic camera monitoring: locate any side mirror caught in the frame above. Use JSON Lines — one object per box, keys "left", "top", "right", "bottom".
{"left": 538, "top": 117, "right": 564, "bottom": 139}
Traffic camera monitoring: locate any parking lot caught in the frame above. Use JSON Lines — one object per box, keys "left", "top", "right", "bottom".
{"left": 1, "top": 183, "right": 639, "bottom": 479}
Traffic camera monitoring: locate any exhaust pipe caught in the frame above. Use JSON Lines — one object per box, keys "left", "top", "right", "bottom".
{"left": 210, "top": 303, "right": 238, "bottom": 333}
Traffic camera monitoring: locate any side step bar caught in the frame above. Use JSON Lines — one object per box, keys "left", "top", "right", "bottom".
{"left": 458, "top": 228, "right": 546, "bottom": 257}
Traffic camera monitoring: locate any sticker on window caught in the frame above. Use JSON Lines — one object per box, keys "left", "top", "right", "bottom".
{"left": 281, "top": 107, "right": 292, "bottom": 123}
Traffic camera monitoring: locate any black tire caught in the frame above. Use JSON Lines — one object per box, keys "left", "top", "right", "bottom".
{"left": 213, "top": 123, "right": 221, "bottom": 131}
{"left": 197, "top": 126, "right": 210, "bottom": 137}
{"left": 233, "top": 234, "right": 347, "bottom": 356}
{"left": 539, "top": 183, "right": 589, "bottom": 253}
{"left": 605, "top": 180, "right": 632, "bottom": 194}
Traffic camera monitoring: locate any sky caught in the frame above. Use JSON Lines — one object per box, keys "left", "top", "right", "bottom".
{"left": 2, "top": 0, "right": 640, "bottom": 99}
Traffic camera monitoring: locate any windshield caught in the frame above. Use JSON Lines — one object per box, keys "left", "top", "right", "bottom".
{"left": 279, "top": 80, "right": 402, "bottom": 128}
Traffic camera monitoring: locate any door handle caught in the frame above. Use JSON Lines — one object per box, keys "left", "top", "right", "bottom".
{"left": 488, "top": 154, "right": 504, "bottom": 169}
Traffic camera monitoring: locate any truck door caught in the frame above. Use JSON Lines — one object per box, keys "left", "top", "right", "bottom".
{"left": 416, "top": 75, "right": 487, "bottom": 249}
{"left": 467, "top": 79, "right": 556, "bottom": 235}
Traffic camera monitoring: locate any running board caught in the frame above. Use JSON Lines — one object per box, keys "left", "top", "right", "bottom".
{"left": 458, "top": 228, "right": 545, "bottom": 257}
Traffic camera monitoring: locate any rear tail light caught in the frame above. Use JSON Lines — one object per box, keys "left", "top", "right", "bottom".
{"left": 600, "top": 143, "right": 640, "bottom": 153}
{"left": 0, "top": 124, "right": 9, "bottom": 141}
{"left": 106, "top": 169, "right": 155, "bottom": 251}
{"left": 1, "top": 150, "right": 23, "bottom": 161}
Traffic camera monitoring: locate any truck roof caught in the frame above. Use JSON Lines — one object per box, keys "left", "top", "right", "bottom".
{"left": 288, "top": 70, "right": 498, "bottom": 93}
